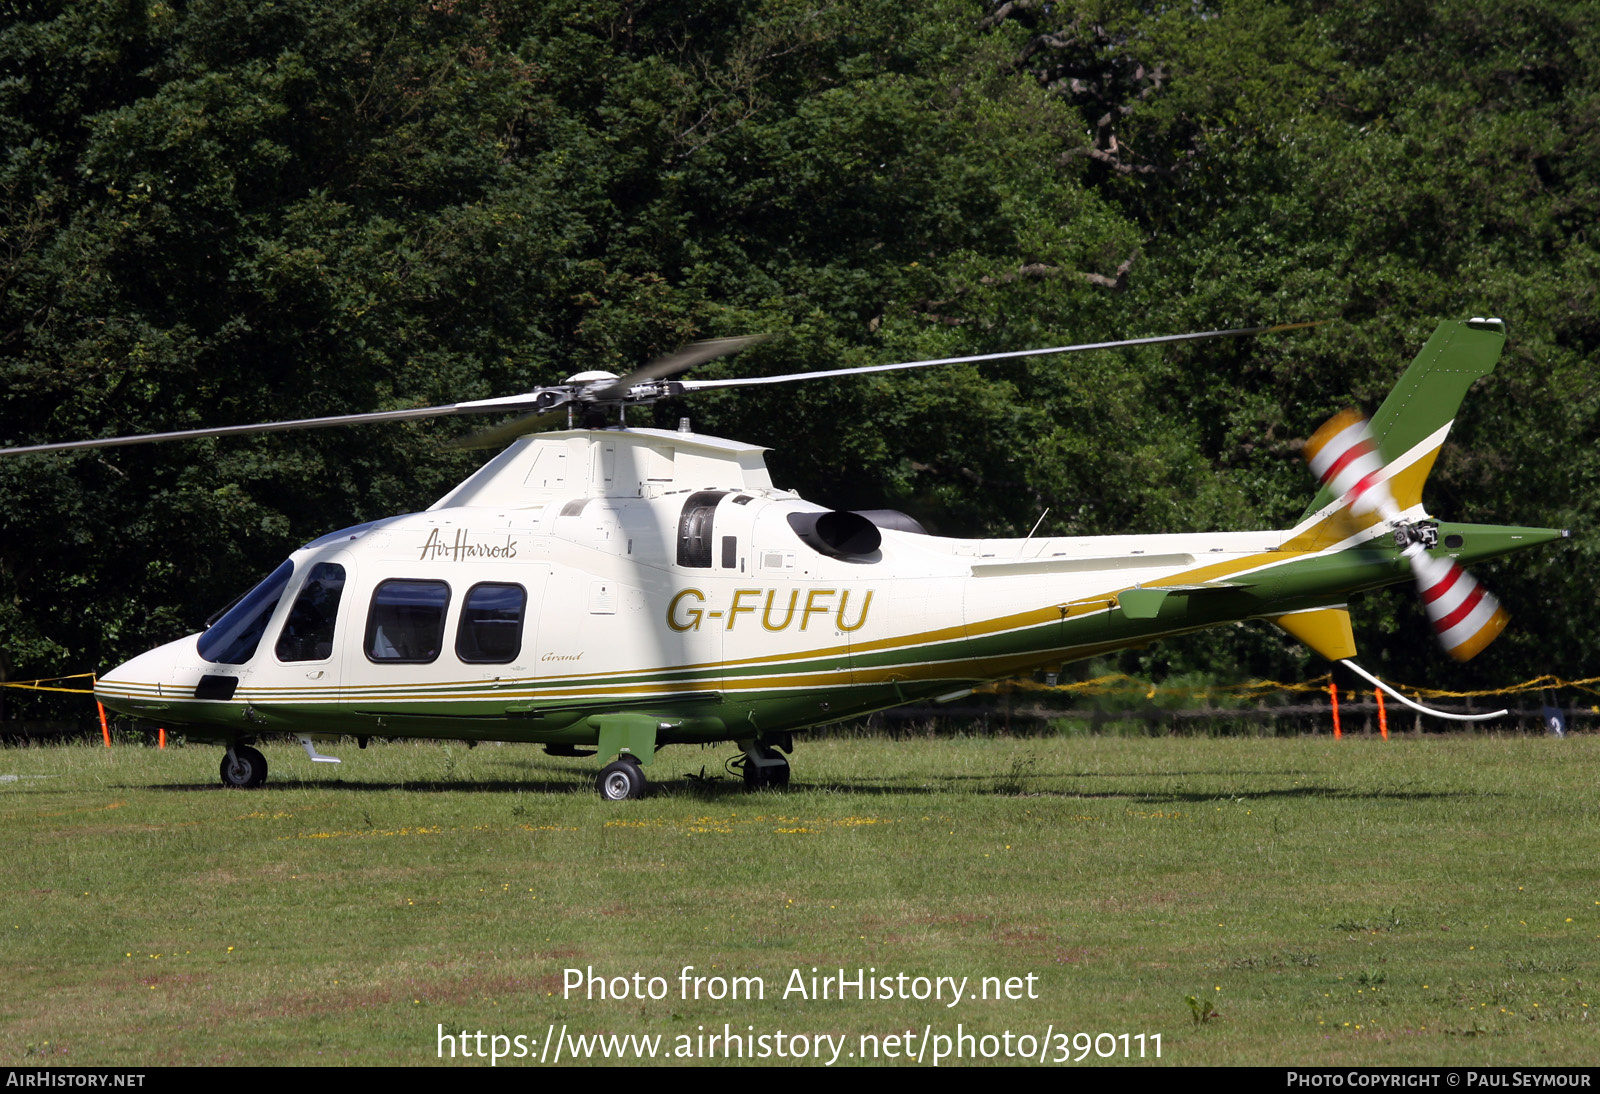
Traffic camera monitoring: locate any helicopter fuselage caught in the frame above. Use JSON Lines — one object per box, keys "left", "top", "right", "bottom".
{"left": 94, "top": 424, "right": 1557, "bottom": 768}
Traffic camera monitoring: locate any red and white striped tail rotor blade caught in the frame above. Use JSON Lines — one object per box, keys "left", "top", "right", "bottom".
{"left": 1407, "top": 548, "right": 1510, "bottom": 661}
{"left": 1304, "top": 409, "right": 1401, "bottom": 523}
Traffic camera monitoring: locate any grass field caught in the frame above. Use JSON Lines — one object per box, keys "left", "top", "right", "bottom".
{"left": 1, "top": 731, "right": 1597, "bottom": 1067}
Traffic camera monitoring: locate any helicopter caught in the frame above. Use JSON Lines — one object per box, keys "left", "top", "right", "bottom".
{"left": 1, "top": 318, "right": 1566, "bottom": 799}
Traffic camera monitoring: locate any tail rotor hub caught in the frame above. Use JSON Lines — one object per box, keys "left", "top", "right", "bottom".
{"left": 1304, "top": 410, "right": 1507, "bottom": 661}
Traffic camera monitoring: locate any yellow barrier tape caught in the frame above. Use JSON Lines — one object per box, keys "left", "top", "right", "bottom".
{"left": 982, "top": 673, "right": 1600, "bottom": 704}
{"left": 2, "top": 669, "right": 1595, "bottom": 706}
{"left": 977, "top": 672, "right": 1336, "bottom": 700}
{"left": 1, "top": 673, "right": 98, "bottom": 695}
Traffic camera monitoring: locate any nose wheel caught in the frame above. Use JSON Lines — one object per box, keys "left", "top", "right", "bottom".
{"left": 597, "top": 756, "right": 646, "bottom": 800}
{"left": 220, "top": 745, "right": 268, "bottom": 788}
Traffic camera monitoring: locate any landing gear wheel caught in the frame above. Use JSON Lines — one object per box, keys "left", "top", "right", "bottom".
{"left": 742, "top": 746, "right": 790, "bottom": 790}
{"left": 597, "top": 756, "right": 647, "bottom": 801}
{"left": 220, "top": 745, "right": 268, "bottom": 789}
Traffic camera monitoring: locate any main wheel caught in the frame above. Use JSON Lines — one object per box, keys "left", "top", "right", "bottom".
{"left": 220, "top": 745, "right": 268, "bottom": 789}
{"left": 597, "top": 757, "right": 646, "bottom": 801}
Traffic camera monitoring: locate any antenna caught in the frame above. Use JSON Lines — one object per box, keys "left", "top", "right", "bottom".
{"left": 1024, "top": 508, "right": 1050, "bottom": 542}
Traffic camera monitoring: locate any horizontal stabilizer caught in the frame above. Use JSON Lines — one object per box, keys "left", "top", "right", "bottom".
{"left": 1119, "top": 582, "right": 1245, "bottom": 619}
{"left": 1118, "top": 588, "right": 1169, "bottom": 619}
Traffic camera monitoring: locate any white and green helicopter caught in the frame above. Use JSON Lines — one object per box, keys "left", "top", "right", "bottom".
{"left": 2, "top": 319, "right": 1565, "bottom": 798}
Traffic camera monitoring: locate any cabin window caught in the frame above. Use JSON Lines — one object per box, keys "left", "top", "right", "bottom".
{"left": 275, "top": 563, "right": 347, "bottom": 662}
{"left": 198, "top": 560, "right": 294, "bottom": 665}
{"left": 456, "top": 583, "right": 526, "bottom": 664}
{"left": 676, "top": 491, "right": 726, "bottom": 567}
{"left": 365, "top": 579, "right": 451, "bottom": 663}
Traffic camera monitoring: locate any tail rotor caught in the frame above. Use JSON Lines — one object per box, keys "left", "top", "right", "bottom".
{"left": 1408, "top": 548, "right": 1509, "bottom": 662}
{"left": 1304, "top": 409, "right": 1507, "bottom": 662}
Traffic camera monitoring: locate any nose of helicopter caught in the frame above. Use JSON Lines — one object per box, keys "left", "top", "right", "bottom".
{"left": 94, "top": 636, "right": 201, "bottom": 719}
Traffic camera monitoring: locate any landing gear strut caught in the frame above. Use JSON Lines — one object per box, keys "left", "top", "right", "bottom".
{"left": 740, "top": 743, "right": 790, "bottom": 790}
{"left": 220, "top": 745, "right": 268, "bottom": 788}
{"left": 597, "top": 755, "right": 647, "bottom": 801}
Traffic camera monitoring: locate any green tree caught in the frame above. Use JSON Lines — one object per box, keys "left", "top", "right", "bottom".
{"left": 1, "top": 0, "right": 1593, "bottom": 710}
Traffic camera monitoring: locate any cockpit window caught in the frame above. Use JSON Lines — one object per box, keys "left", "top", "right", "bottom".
{"left": 275, "top": 563, "right": 346, "bottom": 662}
{"left": 365, "top": 579, "right": 451, "bottom": 663}
{"left": 198, "top": 560, "right": 294, "bottom": 665}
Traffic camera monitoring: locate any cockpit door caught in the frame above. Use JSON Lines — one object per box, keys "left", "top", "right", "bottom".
{"left": 271, "top": 552, "right": 353, "bottom": 719}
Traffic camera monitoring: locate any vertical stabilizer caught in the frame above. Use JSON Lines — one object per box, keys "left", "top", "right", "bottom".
{"left": 1298, "top": 319, "right": 1505, "bottom": 522}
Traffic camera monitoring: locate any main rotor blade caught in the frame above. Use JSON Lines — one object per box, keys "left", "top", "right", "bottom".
{"left": 451, "top": 407, "right": 569, "bottom": 451}
{"left": 675, "top": 322, "right": 1326, "bottom": 392}
{"left": 588, "top": 335, "right": 770, "bottom": 401}
{"left": 0, "top": 393, "right": 543, "bottom": 457}
{"left": 3, "top": 323, "right": 1321, "bottom": 456}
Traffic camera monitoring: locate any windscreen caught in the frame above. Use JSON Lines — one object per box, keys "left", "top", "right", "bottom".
{"left": 197, "top": 560, "right": 294, "bottom": 665}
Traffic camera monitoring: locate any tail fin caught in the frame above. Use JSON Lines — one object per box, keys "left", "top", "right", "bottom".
{"left": 1298, "top": 318, "right": 1506, "bottom": 524}
{"left": 1267, "top": 605, "right": 1358, "bottom": 661}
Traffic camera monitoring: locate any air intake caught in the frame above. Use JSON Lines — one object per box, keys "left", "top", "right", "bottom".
{"left": 785, "top": 511, "right": 882, "bottom": 559}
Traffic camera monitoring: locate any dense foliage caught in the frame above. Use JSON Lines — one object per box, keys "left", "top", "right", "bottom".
{"left": 2, "top": 0, "right": 1595, "bottom": 706}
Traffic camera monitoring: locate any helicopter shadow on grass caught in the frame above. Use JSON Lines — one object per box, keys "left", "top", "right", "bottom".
{"left": 648, "top": 778, "right": 1494, "bottom": 803}
{"left": 128, "top": 773, "right": 1491, "bottom": 801}
{"left": 138, "top": 776, "right": 589, "bottom": 794}
{"left": 239, "top": 774, "right": 948, "bottom": 797}
{"left": 1068, "top": 769, "right": 1324, "bottom": 779}
{"left": 1060, "top": 784, "right": 1494, "bottom": 804}
{"left": 135, "top": 772, "right": 996, "bottom": 798}
{"left": 128, "top": 758, "right": 1492, "bottom": 800}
